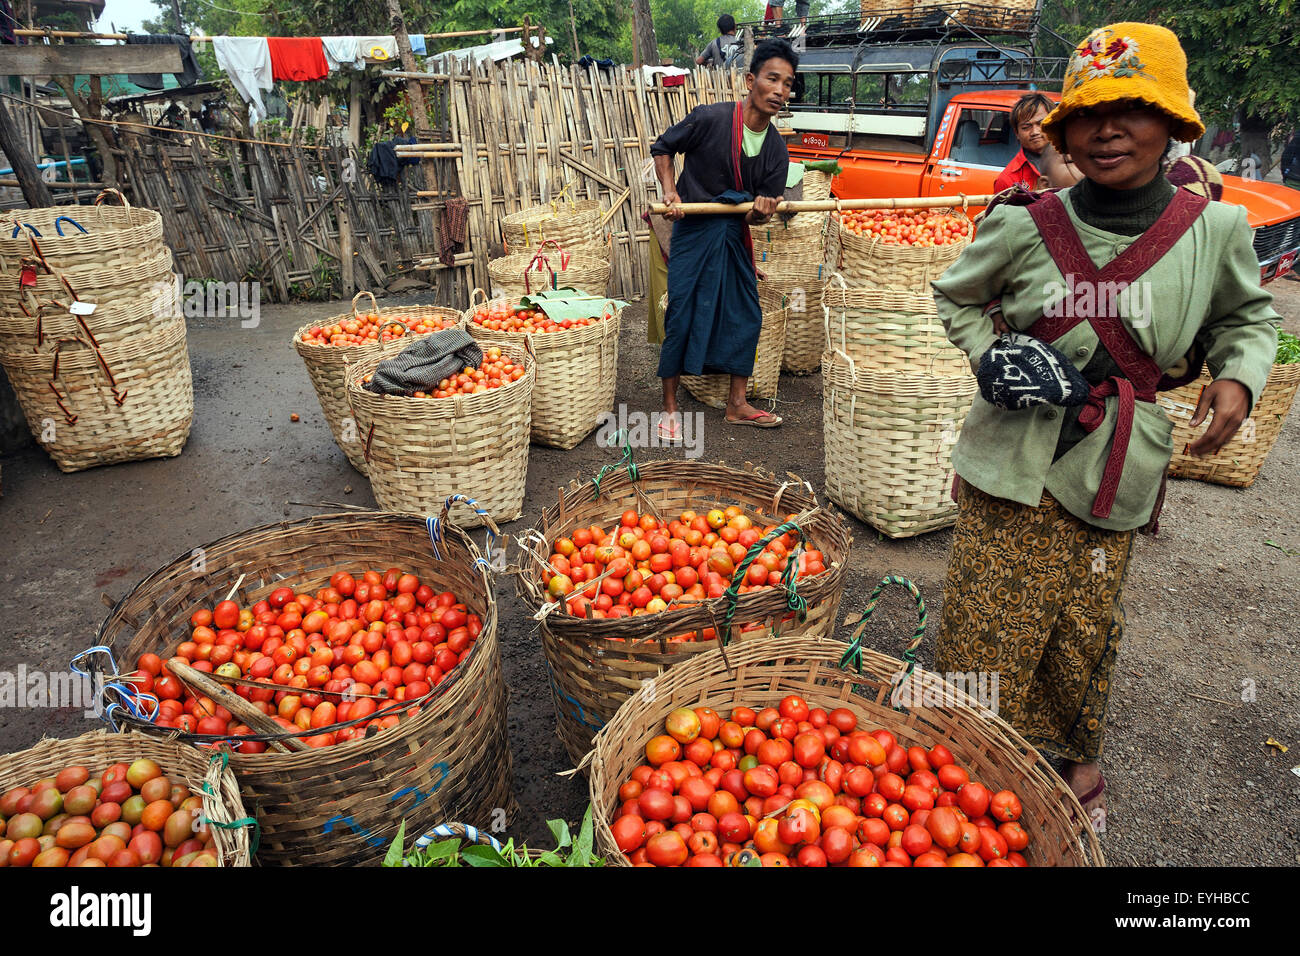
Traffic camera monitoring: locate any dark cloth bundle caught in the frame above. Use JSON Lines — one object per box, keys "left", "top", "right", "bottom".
{"left": 364, "top": 326, "right": 482, "bottom": 396}
{"left": 367, "top": 136, "right": 418, "bottom": 186}
{"left": 126, "top": 34, "right": 204, "bottom": 90}
{"left": 977, "top": 332, "right": 1091, "bottom": 411}
{"left": 439, "top": 198, "right": 469, "bottom": 266}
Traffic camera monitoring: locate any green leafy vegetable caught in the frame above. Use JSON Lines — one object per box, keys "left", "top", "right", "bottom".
{"left": 1277, "top": 331, "right": 1300, "bottom": 365}
{"left": 382, "top": 806, "right": 605, "bottom": 867}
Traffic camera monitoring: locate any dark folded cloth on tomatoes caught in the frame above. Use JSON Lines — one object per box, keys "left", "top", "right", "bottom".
{"left": 365, "top": 326, "right": 482, "bottom": 396}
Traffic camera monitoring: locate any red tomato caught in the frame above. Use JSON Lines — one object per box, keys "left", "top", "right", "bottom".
{"left": 990, "top": 789, "right": 1023, "bottom": 823}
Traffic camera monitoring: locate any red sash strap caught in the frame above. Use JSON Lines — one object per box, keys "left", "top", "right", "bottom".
{"left": 1025, "top": 188, "right": 1208, "bottom": 519}
{"left": 731, "top": 101, "right": 757, "bottom": 275}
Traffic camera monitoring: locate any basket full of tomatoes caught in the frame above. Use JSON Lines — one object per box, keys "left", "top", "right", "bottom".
{"left": 516, "top": 458, "right": 851, "bottom": 769}
{"left": 589, "top": 592, "right": 1104, "bottom": 867}
{"left": 0, "top": 730, "right": 252, "bottom": 867}
{"left": 834, "top": 207, "right": 973, "bottom": 292}
{"left": 464, "top": 288, "right": 621, "bottom": 450}
{"left": 292, "top": 291, "right": 463, "bottom": 474}
{"left": 94, "top": 507, "right": 514, "bottom": 867}
{"left": 346, "top": 338, "right": 535, "bottom": 523}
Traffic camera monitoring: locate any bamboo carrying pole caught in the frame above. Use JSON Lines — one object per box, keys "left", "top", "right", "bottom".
{"left": 650, "top": 195, "right": 995, "bottom": 215}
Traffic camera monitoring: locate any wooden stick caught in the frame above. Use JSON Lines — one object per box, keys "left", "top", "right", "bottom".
{"left": 650, "top": 195, "right": 996, "bottom": 216}
{"left": 13, "top": 27, "right": 522, "bottom": 42}
{"left": 167, "top": 659, "right": 309, "bottom": 753}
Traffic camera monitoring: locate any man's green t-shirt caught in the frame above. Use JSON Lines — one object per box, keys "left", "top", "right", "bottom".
{"left": 742, "top": 123, "right": 767, "bottom": 157}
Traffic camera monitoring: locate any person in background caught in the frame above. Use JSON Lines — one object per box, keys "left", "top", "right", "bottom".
{"left": 795, "top": 0, "right": 810, "bottom": 28}
{"left": 764, "top": 0, "right": 783, "bottom": 25}
{"left": 932, "top": 22, "right": 1278, "bottom": 836}
{"left": 1033, "top": 140, "right": 1083, "bottom": 192}
{"left": 994, "top": 92, "right": 1054, "bottom": 192}
{"left": 696, "top": 15, "right": 739, "bottom": 66}
{"left": 1282, "top": 128, "right": 1300, "bottom": 190}
{"left": 652, "top": 38, "right": 798, "bottom": 437}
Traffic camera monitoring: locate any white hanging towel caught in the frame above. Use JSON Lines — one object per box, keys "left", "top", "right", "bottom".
{"left": 354, "top": 36, "right": 399, "bottom": 62}
{"left": 321, "top": 36, "right": 364, "bottom": 72}
{"left": 213, "top": 36, "right": 273, "bottom": 125}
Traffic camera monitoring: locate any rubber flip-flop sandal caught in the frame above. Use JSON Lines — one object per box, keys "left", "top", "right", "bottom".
{"left": 657, "top": 419, "right": 683, "bottom": 443}
{"left": 726, "top": 411, "right": 782, "bottom": 428}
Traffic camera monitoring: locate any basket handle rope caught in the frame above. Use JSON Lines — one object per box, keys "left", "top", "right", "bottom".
{"left": 717, "top": 516, "right": 812, "bottom": 646}
{"left": 351, "top": 290, "right": 379, "bottom": 320}
{"left": 427, "top": 494, "right": 501, "bottom": 570}
{"left": 837, "top": 575, "right": 928, "bottom": 704}
{"left": 824, "top": 272, "right": 849, "bottom": 355}
{"left": 523, "top": 251, "right": 557, "bottom": 295}
{"left": 199, "top": 750, "right": 261, "bottom": 858}
{"left": 10, "top": 222, "right": 40, "bottom": 238}
{"left": 469, "top": 287, "right": 490, "bottom": 309}
{"left": 70, "top": 644, "right": 160, "bottom": 732}
{"left": 20, "top": 234, "right": 83, "bottom": 308}
{"left": 591, "top": 434, "right": 641, "bottom": 500}
{"left": 94, "top": 187, "right": 130, "bottom": 209}
{"left": 412, "top": 822, "right": 506, "bottom": 855}
{"left": 53, "top": 216, "right": 87, "bottom": 236}
{"left": 532, "top": 237, "right": 570, "bottom": 270}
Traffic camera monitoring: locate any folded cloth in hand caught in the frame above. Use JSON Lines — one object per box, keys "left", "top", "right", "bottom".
{"left": 976, "top": 332, "right": 1091, "bottom": 410}
{"left": 364, "top": 326, "right": 482, "bottom": 396}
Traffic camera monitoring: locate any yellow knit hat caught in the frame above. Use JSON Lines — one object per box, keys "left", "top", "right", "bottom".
{"left": 1041, "top": 23, "right": 1204, "bottom": 152}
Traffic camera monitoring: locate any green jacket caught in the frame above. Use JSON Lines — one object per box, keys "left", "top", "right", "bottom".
{"left": 932, "top": 191, "right": 1279, "bottom": 532}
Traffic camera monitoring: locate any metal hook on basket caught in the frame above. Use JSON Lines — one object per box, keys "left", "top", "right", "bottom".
{"left": 53, "top": 216, "right": 87, "bottom": 236}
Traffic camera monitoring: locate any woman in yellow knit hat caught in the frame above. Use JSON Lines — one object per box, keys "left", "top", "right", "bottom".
{"left": 931, "top": 23, "right": 1278, "bottom": 836}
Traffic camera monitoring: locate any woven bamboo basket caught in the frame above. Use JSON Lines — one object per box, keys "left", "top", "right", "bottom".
{"left": 487, "top": 239, "right": 611, "bottom": 299}
{"left": 0, "top": 190, "right": 167, "bottom": 272}
{"left": 347, "top": 340, "right": 535, "bottom": 522}
{"left": 678, "top": 283, "right": 789, "bottom": 407}
{"left": 751, "top": 210, "right": 830, "bottom": 245}
{"left": 502, "top": 199, "right": 606, "bottom": 259}
{"left": 823, "top": 275, "right": 970, "bottom": 375}
{"left": 823, "top": 349, "right": 976, "bottom": 537}
{"left": 590, "top": 596, "right": 1103, "bottom": 866}
{"left": 860, "top": 0, "right": 915, "bottom": 18}
{"left": 464, "top": 290, "right": 622, "bottom": 449}
{"left": 759, "top": 266, "right": 829, "bottom": 375}
{"left": 801, "top": 168, "right": 834, "bottom": 201}
{"left": 292, "top": 292, "right": 462, "bottom": 474}
{"left": 752, "top": 222, "right": 832, "bottom": 272}
{"left": 834, "top": 210, "right": 972, "bottom": 291}
{"left": 516, "top": 458, "right": 852, "bottom": 769}
{"left": 0, "top": 310, "right": 192, "bottom": 472}
{"left": 0, "top": 248, "right": 175, "bottom": 321}
{"left": 0, "top": 729, "right": 253, "bottom": 866}
{"left": 1158, "top": 364, "right": 1300, "bottom": 487}
{"left": 95, "top": 508, "right": 514, "bottom": 867}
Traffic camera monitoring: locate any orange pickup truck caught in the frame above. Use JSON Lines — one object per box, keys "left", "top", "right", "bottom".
{"left": 752, "top": 15, "right": 1300, "bottom": 283}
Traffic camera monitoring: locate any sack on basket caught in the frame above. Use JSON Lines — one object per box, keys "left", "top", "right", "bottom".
{"left": 516, "top": 456, "right": 852, "bottom": 769}
{"left": 678, "top": 283, "right": 789, "bottom": 408}
{"left": 822, "top": 274, "right": 970, "bottom": 375}
{"left": 293, "top": 291, "right": 462, "bottom": 474}
{"left": 488, "top": 239, "right": 611, "bottom": 299}
{"left": 1158, "top": 364, "right": 1300, "bottom": 487}
{"left": 0, "top": 729, "right": 253, "bottom": 866}
{"left": 465, "top": 289, "right": 621, "bottom": 449}
{"left": 834, "top": 208, "right": 972, "bottom": 291}
{"left": 589, "top": 577, "right": 1104, "bottom": 866}
{"left": 348, "top": 338, "right": 535, "bottom": 522}
{"left": 823, "top": 349, "right": 976, "bottom": 538}
{"left": 95, "top": 507, "right": 515, "bottom": 867}
{"left": 502, "top": 199, "right": 607, "bottom": 259}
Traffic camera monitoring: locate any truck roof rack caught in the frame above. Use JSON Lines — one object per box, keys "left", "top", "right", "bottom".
{"left": 738, "top": 3, "right": 1043, "bottom": 48}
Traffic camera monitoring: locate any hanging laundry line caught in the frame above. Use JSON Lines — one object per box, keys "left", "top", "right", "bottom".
{"left": 9, "top": 27, "right": 523, "bottom": 43}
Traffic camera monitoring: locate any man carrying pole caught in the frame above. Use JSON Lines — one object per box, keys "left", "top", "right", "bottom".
{"left": 651, "top": 38, "right": 798, "bottom": 437}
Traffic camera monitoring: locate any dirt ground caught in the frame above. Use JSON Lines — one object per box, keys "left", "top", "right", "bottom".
{"left": 1, "top": 275, "right": 1297, "bottom": 866}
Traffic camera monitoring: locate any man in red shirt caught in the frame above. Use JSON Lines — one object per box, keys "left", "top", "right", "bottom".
{"left": 994, "top": 92, "right": 1054, "bottom": 192}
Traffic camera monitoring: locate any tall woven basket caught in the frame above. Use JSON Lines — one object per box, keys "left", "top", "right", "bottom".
{"left": 0, "top": 729, "right": 253, "bottom": 866}
{"left": 488, "top": 239, "right": 611, "bottom": 299}
{"left": 823, "top": 349, "right": 976, "bottom": 537}
{"left": 801, "top": 168, "right": 834, "bottom": 201}
{"left": 516, "top": 458, "right": 852, "bottom": 769}
{"left": 465, "top": 290, "right": 622, "bottom": 449}
{"left": 96, "top": 508, "right": 514, "bottom": 867}
{"left": 0, "top": 189, "right": 166, "bottom": 271}
{"left": 1158, "top": 364, "right": 1300, "bottom": 487}
{"left": 678, "top": 283, "right": 789, "bottom": 408}
{"left": 760, "top": 265, "right": 829, "bottom": 375}
{"left": 823, "top": 276, "right": 970, "bottom": 375}
{"left": 292, "top": 291, "right": 462, "bottom": 474}
{"left": 502, "top": 199, "right": 606, "bottom": 258}
{"left": 834, "top": 210, "right": 972, "bottom": 291}
{"left": 590, "top": 618, "right": 1103, "bottom": 866}
{"left": 347, "top": 340, "right": 535, "bottom": 522}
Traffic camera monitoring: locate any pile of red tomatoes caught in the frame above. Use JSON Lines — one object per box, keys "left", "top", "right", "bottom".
{"left": 125, "top": 569, "right": 481, "bottom": 751}
{"left": 543, "top": 507, "right": 827, "bottom": 638}
{"left": 609, "top": 696, "right": 1031, "bottom": 867}
{"left": 470, "top": 300, "right": 606, "bottom": 334}
{"left": 302, "top": 311, "right": 454, "bottom": 347}
{"left": 839, "top": 210, "right": 968, "bottom": 247}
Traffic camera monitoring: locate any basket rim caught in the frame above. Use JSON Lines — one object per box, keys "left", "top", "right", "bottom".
{"left": 292, "top": 306, "right": 464, "bottom": 354}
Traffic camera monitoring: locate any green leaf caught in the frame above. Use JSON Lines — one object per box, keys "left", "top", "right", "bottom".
{"left": 571, "top": 806, "right": 596, "bottom": 867}
{"left": 460, "top": 844, "right": 509, "bottom": 867}
{"left": 422, "top": 838, "right": 462, "bottom": 866}
{"left": 535, "top": 850, "right": 565, "bottom": 867}
{"left": 383, "top": 820, "right": 406, "bottom": 867}
{"left": 546, "top": 817, "right": 572, "bottom": 851}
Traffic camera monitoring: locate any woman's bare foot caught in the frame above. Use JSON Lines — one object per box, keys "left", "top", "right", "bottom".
{"left": 1062, "top": 760, "right": 1107, "bottom": 834}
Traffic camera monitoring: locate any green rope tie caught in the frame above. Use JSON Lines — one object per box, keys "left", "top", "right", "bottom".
{"left": 838, "top": 576, "right": 927, "bottom": 696}
{"left": 719, "top": 520, "right": 806, "bottom": 644}
{"left": 591, "top": 433, "right": 639, "bottom": 500}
